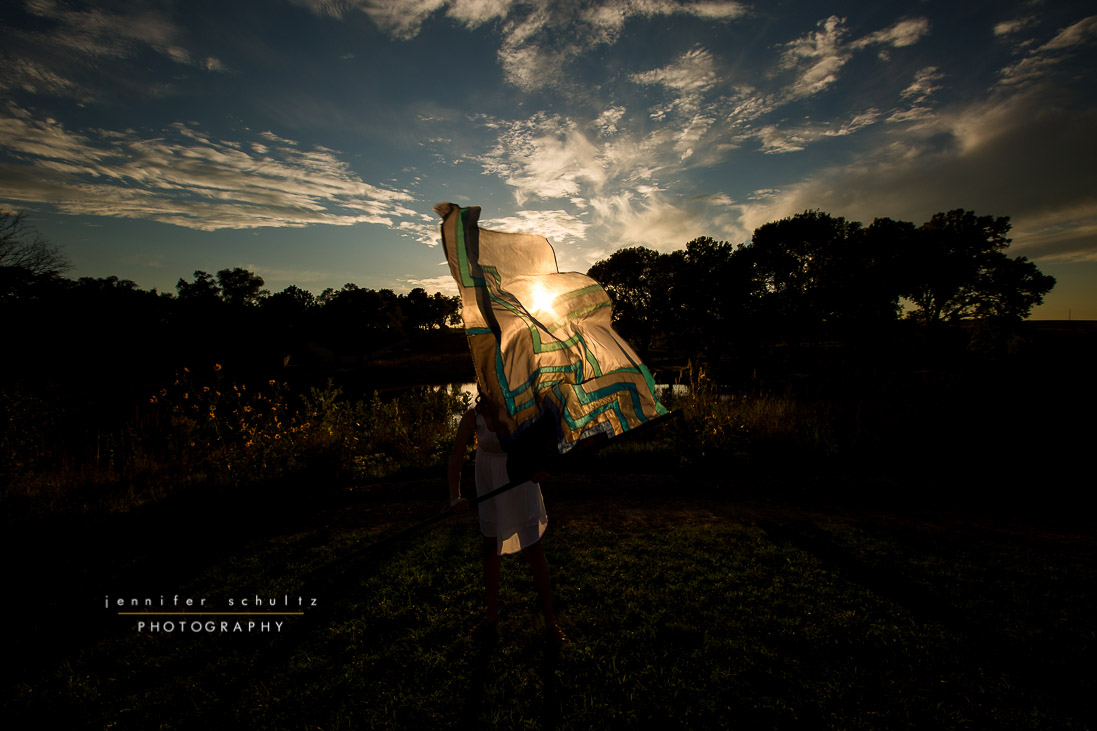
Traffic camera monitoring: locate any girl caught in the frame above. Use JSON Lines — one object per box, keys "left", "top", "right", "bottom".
{"left": 448, "top": 392, "right": 566, "bottom": 644}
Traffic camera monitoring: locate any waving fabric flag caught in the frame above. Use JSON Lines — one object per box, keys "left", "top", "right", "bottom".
{"left": 436, "top": 202, "right": 668, "bottom": 462}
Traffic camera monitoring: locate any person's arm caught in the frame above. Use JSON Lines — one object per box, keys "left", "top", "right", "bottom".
{"left": 448, "top": 408, "right": 477, "bottom": 512}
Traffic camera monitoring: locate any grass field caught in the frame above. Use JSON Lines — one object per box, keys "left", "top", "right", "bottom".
{"left": 4, "top": 331, "right": 1095, "bottom": 729}
{"left": 4, "top": 471, "right": 1094, "bottom": 730}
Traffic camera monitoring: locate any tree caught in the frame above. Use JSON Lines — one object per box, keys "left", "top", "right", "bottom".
{"left": 1, "top": 211, "right": 70, "bottom": 300}
{"left": 176, "top": 270, "right": 221, "bottom": 301}
{"left": 401, "top": 288, "right": 461, "bottom": 330}
{"left": 681, "top": 236, "right": 752, "bottom": 334}
{"left": 436, "top": 291, "right": 462, "bottom": 328}
{"left": 216, "top": 267, "right": 268, "bottom": 307}
{"left": 859, "top": 216, "right": 917, "bottom": 323}
{"left": 0, "top": 211, "right": 70, "bottom": 278}
{"left": 588, "top": 246, "right": 662, "bottom": 352}
{"left": 972, "top": 255, "right": 1056, "bottom": 322}
{"left": 319, "top": 283, "right": 406, "bottom": 353}
{"left": 263, "top": 284, "right": 316, "bottom": 315}
{"left": 741, "top": 210, "right": 891, "bottom": 331}
{"left": 402, "top": 287, "right": 440, "bottom": 330}
{"left": 904, "top": 209, "right": 1053, "bottom": 324}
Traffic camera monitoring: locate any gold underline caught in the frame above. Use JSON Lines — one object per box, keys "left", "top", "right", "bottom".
{"left": 118, "top": 612, "right": 304, "bottom": 616}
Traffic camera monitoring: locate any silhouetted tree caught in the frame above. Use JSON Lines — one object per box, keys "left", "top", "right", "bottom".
{"left": 77, "top": 275, "right": 139, "bottom": 292}
{"left": 319, "top": 283, "right": 406, "bottom": 354}
{"left": 972, "top": 254, "right": 1056, "bottom": 322}
{"left": 899, "top": 209, "right": 1055, "bottom": 325}
{"left": 401, "top": 287, "right": 457, "bottom": 330}
{"left": 421, "top": 290, "right": 460, "bottom": 330}
{"left": 860, "top": 217, "right": 917, "bottom": 323}
{"left": 678, "top": 237, "right": 756, "bottom": 355}
{"left": 0, "top": 211, "right": 70, "bottom": 278}
{"left": 588, "top": 246, "right": 662, "bottom": 352}
{"left": 904, "top": 209, "right": 1010, "bottom": 324}
{"left": 216, "top": 267, "right": 268, "bottom": 307}
{"left": 176, "top": 270, "right": 221, "bottom": 301}
{"left": 0, "top": 211, "right": 70, "bottom": 300}
{"left": 439, "top": 292, "right": 462, "bottom": 327}
{"left": 262, "top": 284, "right": 316, "bottom": 317}
{"left": 404, "top": 287, "right": 431, "bottom": 330}
{"left": 741, "top": 210, "right": 885, "bottom": 332}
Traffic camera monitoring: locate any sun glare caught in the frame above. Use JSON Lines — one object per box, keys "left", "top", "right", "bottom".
{"left": 530, "top": 283, "right": 557, "bottom": 319}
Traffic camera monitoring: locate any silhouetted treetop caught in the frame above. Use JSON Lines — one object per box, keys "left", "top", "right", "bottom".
{"left": 0, "top": 211, "right": 70, "bottom": 278}
{"left": 587, "top": 206, "right": 1056, "bottom": 358}
{"left": 904, "top": 209, "right": 1053, "bottom": 324}
{"left": 217, "top": 267, "right": 268, "bottom": 307}
{"left": 1, "top": 211, "right": 71, "bottom": 300}
{"left": 176, "top": 270, "right": 221, "bottom": 301}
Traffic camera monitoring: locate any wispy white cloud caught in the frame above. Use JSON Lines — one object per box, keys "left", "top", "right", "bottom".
{"left": 731, "top": 85, "right": 1097, "bottom": 261}
{"left": 631, "top": 47, "right": 726, "bottom": 159}
{"left": 294, "top": 0, "right": 516, "bottom": 36}
{"left": 478, "top": 113, "right": 608, "bottom": 204}
{"left": 777, "top": 15, "right": 851, "bottom": 100}
{"left": 998, "top": 15, "right": 1097, "bottom": 86}
{"left": 778, "top": 16, "right": 931, "bottom": 101}
{"left": 1, "top": 0, "right": 224, "bottom": 101}
{"left": 851, "top": 17, "right": 931, "bottom": 49}
{"left": 900, "top": 66, "right": 944, "bottom": 102}
{"left": 754, "top": 108, "right": 882, "bottom": 154}
{"left": 447, "top": 0, "right": 517, "bottom": 26}
{"left": 468, "top": 103, "right": 745, "bottom": 260}
{"left": 594, "top": 106, "right": 627, "bottom": 136}
{"left": 297, "top": 0, "right": 747, "bottom": 90}
{"left": 401, "top": 273, "right": 459, "bottom": 295}
{"left": 631, "top": 47, "right": 718, "bottom": 97}
{"left": 1042, "top": 14, "right": 1097, "bottom": 51}
{"left": 584, "top": 187, "right": 741, "bottom": 256}
{"left": 1, "top": 58, "right": 83, "bottom": 98}
{"left": 473, "top": 14, "right": 941, "bottom": 255}
{"left": 993, "top": 16, "right": 1036, "bottom": 37}
{"left": 395, "top": 217, "right": 442, "bottom": 246}
{"left": 481, "top": 208, "right": 590, "bottom": 247}
{"left": 0, "top": 105, "right": 418, "bottom": 231}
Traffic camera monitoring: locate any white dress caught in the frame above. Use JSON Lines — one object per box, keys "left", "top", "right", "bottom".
{"left": 475, "top": 411, "right": 548, "bottom": 555}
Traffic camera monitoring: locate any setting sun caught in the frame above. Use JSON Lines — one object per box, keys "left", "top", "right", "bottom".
{"left": 530, "top": 283, "right": 557, "bottom": 319}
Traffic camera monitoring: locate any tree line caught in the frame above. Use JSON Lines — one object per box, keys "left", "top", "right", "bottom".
{"left": 587, "top": 208, "right": 1055, "bottom": 361}
{"left": 2, "top": 206, "right": 1057, "bottom": 391}
{"left": 2, "top": 211, "right": 461, "bottom": 391}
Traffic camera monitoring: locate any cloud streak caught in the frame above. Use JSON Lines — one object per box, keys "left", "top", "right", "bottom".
{"left": 732, "top": 85, "right": 1097, "bottom": 261}
{"left": 1, "top": 0, "right": 224, "bottom": 101}
{"left": 296, "top": 0, "right": 748, "bottom": 90}
{"left": 0, "top": 105, "right": 417, "bottom": 231}
{"left": 998, "top": 15, "right": 1097, "bottom": 86}
{"left": 778, "top": 15, "right": 931, "bottom": 101}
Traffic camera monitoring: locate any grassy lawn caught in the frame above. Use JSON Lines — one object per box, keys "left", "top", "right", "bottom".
{"left": 4, "top": 474, "right": 1094, "bottom": 730}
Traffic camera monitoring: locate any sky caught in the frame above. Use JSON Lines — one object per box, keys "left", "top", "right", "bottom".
{"left": 2, "top": 0, "right": 1095, "bottom": 319}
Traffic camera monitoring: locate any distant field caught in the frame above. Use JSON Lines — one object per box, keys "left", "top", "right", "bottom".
{"left": 4, "top": 472, "right": 1094, "bottom": 730}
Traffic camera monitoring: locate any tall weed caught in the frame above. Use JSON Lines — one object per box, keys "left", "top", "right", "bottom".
{"left": 2, "top": 366, "right": 469, "bottom": 514}
{"left": 667, "top": 363, "right": 845, "bottom": 468}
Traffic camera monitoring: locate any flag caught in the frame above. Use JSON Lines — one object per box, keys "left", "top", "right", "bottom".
{"left": 436, "top": 202, "right": 668, "bottom": 462}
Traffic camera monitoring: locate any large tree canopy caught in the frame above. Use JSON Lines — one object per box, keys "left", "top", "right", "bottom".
{"left": 902, "top": 209, "right": 1054, "bottom": 325}
{"left": 587, "top": 208, "right": 1056, "bottom": 354}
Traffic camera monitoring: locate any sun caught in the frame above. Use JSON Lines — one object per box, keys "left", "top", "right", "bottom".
{"left": 530, "top": 282, "right": 557, "bottom": 319}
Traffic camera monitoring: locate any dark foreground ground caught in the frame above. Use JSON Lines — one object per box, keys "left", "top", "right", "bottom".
{"left": 3, "top": 467, "right": 1095, "bottom": 730}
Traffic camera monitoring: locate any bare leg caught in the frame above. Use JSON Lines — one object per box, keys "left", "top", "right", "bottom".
{"left": 522, "top": 540, "right": 555, "bottom": 626}
{"left": 482, "top": 536, "right": 500, "bottom": 622}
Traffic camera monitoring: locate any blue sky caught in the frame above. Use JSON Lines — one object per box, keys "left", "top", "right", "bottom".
{"left": 2, "top": 0, "right": 1095, "bottom": 318}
